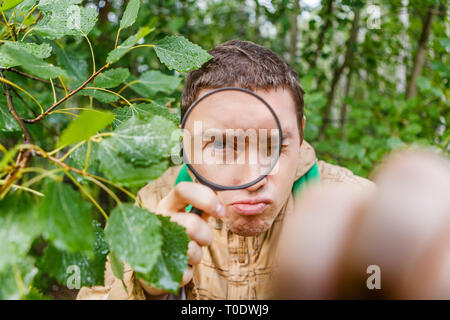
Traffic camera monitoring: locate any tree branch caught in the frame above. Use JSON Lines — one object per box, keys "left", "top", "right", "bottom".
{"left": 11, "top": 86, "right": 39, "bottom": 117}
{"left": 319, "top": 8, "right": 360, "bottom": 140}
{"left": 406, "top": 4, "right": 438, "bottom": 99}
{"left": 21, "top": 64, "right": 109, "bottom": 124}
{"left": 289, "top": 0, "right": 301, "bottom": 66}
{"left": 0, "top": 71, "right": 33, "bottom": 195}
{"left": 7, "top": 68, "right": 72, "bottom": 92}
{"left": 310, "top": 0, "right": 334, "bottom": 71}
{"left": 0, "top": 72, "right": 31, "bottom": 143}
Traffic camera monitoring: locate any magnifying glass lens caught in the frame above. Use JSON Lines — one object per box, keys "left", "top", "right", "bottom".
{"left": 182, "top": 89, "right": 281, "bottom": 189}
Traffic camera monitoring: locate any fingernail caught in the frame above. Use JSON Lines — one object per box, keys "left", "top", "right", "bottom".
{"left": 216, "top": 203, "right": 226, "bottom": 217}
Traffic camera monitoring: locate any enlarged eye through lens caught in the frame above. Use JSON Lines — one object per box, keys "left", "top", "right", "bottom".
{"left": 181, "top": 87, "right": 283, "bottom": 191}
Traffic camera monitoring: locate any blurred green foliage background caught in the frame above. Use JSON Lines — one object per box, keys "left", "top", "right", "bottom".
{"left": 0, "top": 0, "right": 448, "bottom": 299}
{"left": 87, "top": 0, "right": 448, "bottom": 177}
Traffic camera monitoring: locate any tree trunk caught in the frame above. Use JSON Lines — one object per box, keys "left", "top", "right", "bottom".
{"left": 405, "top": 4, "right": 438, "bottom": 99}
{"left": 319, "top": 8, "right": 360, "bottom": 141}
{"left": 289, "top": 0, "right": 301, "bottom": 66}
{"left": 309, "top": 0, "right": 334, "bottom": 71}
{"left": 98, "top": 0, "right": 110, "bottom": 23}
{"left": 339, "top": 67, "right": 353, "bottom": 138}
{"left": 254, "top": 0, "right": 261, "bottom": 43}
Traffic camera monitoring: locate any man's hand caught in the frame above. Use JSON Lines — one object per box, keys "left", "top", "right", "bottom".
{"left": 138, "top": 181, "right": 226, "bottom": 297}
{"left": 276, "top": 148, "right": 450, "bottom": 299}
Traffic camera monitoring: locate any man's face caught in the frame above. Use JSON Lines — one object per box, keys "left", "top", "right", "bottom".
{"left": 193, "top": 87, "right": 302, "bottom": 236}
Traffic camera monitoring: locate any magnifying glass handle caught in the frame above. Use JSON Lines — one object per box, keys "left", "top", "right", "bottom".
{"left": 189, "top": 206, "right": 203, "bottom": 216}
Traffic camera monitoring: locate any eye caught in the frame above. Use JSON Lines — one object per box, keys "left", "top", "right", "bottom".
{"left": 213, "top": 139, "right": 226, "bottom": 149}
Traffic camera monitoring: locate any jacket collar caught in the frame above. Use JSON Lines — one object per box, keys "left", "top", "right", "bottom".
{"left": 295, "top": 140, "right": 318, "bottom": 179}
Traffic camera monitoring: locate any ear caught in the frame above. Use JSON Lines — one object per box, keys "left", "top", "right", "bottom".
{"left": 300, "top": 115, "right": 306, "bottom": 146}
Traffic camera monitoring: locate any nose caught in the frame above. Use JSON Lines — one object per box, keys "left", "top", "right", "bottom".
{"left": 245, "top": 175, "right": 268, "bottom": 192}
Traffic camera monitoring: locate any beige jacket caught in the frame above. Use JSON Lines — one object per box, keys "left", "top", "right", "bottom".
{"left": 77, "top": 141, "right": 374, "bottom": 300}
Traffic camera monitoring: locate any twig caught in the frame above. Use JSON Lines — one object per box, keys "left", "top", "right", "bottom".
{"left": 16, "top": 4, "right": 38, "bottom": 37}
{"left": 84, "top": 86, "right": 133, "bottom": 106}
{"left": 0, "top": 71, "right": 32, "bottom": 195}
{"left": 0, "top": 72, "right": 31, "bottom": 143}
{"left": 22, "top": 64, "right": 109, "bottom": 124}
{"left": 35, "top": 150, "right": 111, "bottom": 219}
{"left": 7, "top": 68, "right": 72, "bottom": 92}
{"left": 0, "top": 76, "right": 43, "bottom": 112}
{"left": 35, "top": 148, "right": 136, "bottom": 203}
{"left": 65, "top": 171, "right": 109, "bottom": 220}
{"left": 11, "top": 86, "right": 39, "bottom": 117}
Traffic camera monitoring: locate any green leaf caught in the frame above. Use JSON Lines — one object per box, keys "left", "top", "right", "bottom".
{"left": 404, "top": 123, "right": 422, "bottom": 136}
{"left": 93, "top": 68, "right": 130, "bottom": 89}
{"left": 58, "top": 109, "right": 115, "bottom": 147}
{"left": 128, "top": 70, "right": 181, "bottom": 96}
{"left": 112, "top": 103, "right": 180, "bottom": 128}
{"left": 104, "top": 204, "right": 163, "bottom": 275}
{"left": 82, "top": 89, "right": 120, "bottom": 103}
{"left": 54, "top": 44, "right": 88, "bottom": 87}
{"left": 304, "top": 92, "right": 326, "bottom": 109}
{"left": 107, "top": 27, "right": 153, "bottom": 64}
{"left": 0, "top": 45, "right": 67, "bottom": 79}
{"left": 301, "top": 73, "right": 314, "bottom": 92}
{"left": 137, "top": 215, "right": 189, "bottom": 294}
{"left": 119, "top": 0, "right": 140, "bottom": 30}
{"left": 0, "top": 41, "right": 52, "bottom": 68}
{"left": 42, "top": 221, "right": 109, "bottom": 287}
{"left": 37, "top": 0, "right": 82, "bottom": 11}
{"left": 0, "top": 257, "right": 37, "bottom": 300}
{"left": 167, "top": 16, "right": 185, "bottom": 33}
{"left": 0, "top": 102, "right": 20, "bottom": 132}
{"left": 15, "top": 0, "right": 35, "bottom": 14}
{"left": 38, "top": 180, "right": 94, "bottom": 254}
{"left": 387, "top": 136, "right": 405, "bottom": 150}
{"left": 97, "top": 112, "right": 178, "bottom": 186}
{"left": 154, "top": 35, "right": 212, "bottom": 72}
{"left": 3, "top": 41, "right": 52, "bottom": 59}
{"left": 416, "top": 76, "right": 432, "bottom": 93}
{"left": 98, "top": 142, "right": 170, "bottom": 187}
{"left": 108, "top": 251, "right": 124, "bottom": 281}
{"left": 152, "top": 97, "right": 176, "bottom": 108}
{"left": 35, "top": 0, "right": 97, "bottom": 39}
{"left": 105, "top": 204, "right": 189, "bottom": 293}
{"left": 0, "top": 0, "right": 24, "bottom": 11}
{"left": 0, "top": 51, "right": 16, "bottom": 68}
{"left": 0, "top": 192, "right": 41, "bottom": 271}
{"left": 105, "top": 114, "right": 178, "bottom": 167}
{"left": 69, "top": 142, "right": 100, "bottom": 173}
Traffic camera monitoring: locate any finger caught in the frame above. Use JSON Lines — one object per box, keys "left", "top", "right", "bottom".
{"left": 160, "top": 181, "right": 226, "bottom": 219}
{"left": 137, "top": 277, "right": 167, "bottom": 297}
{"left": 180, "top": 266, "right": 193, "bottom": 287}
{"left": 169, "top": 213, "right": 213, "bottom": 246}
{"left": 277, "top": 183, "right": 373, "bottom": 299}
{"left": 187, "top": 240, "right": 203, "bottom": 265}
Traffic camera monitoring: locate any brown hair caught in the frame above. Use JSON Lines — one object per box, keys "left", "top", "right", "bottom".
{"left": 180, "top": 39, "right": 305, "bottom": 139}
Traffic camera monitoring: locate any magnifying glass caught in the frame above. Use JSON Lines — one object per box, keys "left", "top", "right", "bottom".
{"left": 180, "top": 87, "right": 283, "bottom": 216}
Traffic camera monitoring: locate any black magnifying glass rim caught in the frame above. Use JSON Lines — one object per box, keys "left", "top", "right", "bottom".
{"left": 180, "top": 86, "right": 283, "bottom": 191}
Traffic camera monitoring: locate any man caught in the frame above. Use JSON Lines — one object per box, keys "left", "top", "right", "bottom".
{"left": 77, "top": 39, "right": 373, "bottom": 300}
